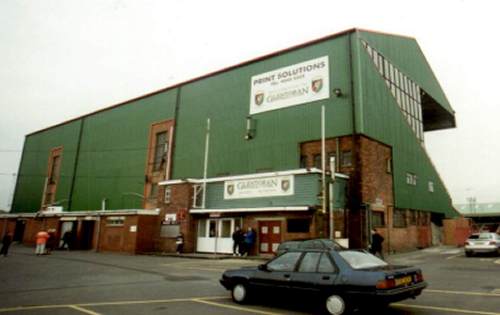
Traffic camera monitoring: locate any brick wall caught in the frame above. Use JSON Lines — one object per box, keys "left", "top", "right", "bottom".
{"left": 98, "top": 216, "right": 138, "bottom": 254}
{"left": 443, "top": 218, "right": 472, "bottom": 246}
{"left": 156, "top": 183, "right": 194, "bottom": 253}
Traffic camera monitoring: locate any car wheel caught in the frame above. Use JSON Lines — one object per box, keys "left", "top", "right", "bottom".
{"left": 465, "top": 251, "right": 472, "bottom": 257}
{"left": 232, "top": 283, "right": 249, "bottom": 304}
{"left": 325, "top": 294, "right": 346, "bottom": 315}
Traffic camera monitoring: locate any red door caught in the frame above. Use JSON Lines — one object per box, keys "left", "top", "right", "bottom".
{"left": 259, "top": 221, "right": 282, "bottom": 254}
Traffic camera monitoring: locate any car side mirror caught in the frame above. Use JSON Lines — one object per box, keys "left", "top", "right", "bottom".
{"left": 258, "top": 264, "right": 268, "bottom": 271}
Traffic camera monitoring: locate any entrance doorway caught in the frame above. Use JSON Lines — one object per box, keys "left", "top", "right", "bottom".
{"left": 80, "top": 221, "right": 95, "bottom": 250}
{"left": 59, "top": 221, "right": 77, "bottom": 249}
{"left": 258, "top": 221, "right": 282, "bottom": 254}
{"left": 13, "top": 220, "right": 26, "bottom": 242}
{"left": 196, "top": 218, "right": 242, "bottom": 253}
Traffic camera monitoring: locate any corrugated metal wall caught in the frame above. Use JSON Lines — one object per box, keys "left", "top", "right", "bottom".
{"left": 12, "top": 90, "right": 177, "bottom": 212}
{"left": 172, "top": 35, "right": 353, "bottom": 179}
{"left": 12, "top": 120, "right": 82, "bottom": 212}
{"left": 12, "top": 29, "right": 456, "bottom": 217}
{"left": 353, "top": 31, "right": 455, "bottom": 217}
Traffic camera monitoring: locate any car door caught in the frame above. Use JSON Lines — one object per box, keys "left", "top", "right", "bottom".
{"left": 291, "top": 252, "right": 338, "bottom": 294}
{"left": 250, "top": 251, "right": 302, "bottom": 293}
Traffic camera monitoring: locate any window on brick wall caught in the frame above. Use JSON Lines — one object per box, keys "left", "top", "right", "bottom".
{"left": 341, "top": 151, "right": 352, "bottom": 167}
{"left": 313, "top": 154, "right": 322, "bottom": 169}
{"left": 300, "top": 155, "right": 307, "bottom": 168}
{"left": 418, "top": 211, "right": 428, "bottom": 226}
{"left": 408, "top": 210, "right": 417, "bottom": 225}
{"left": 287, "top": 219, "right": 310, "bottom": 233}
{"left": 153, "top": 131, "right": 168, "bottom": 171}
{"left": 393, "top": 209, "right": 407, "bottom": 228}
{"left": 372, "top": 211, "right": 385, "bottom": 228}
{"left": 164, "top": 186, "right": 172, "bottom": 204}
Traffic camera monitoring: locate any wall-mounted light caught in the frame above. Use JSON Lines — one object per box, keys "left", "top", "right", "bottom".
{"left": 333, "top": 88, "right": 343, "bottom": 97}
{"left": 245, "top": 116, "right": 256, "bottom": 140}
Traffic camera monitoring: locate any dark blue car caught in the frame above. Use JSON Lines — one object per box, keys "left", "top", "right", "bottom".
{"left": 220, "top": 248, "right": 426, "bottom": 314}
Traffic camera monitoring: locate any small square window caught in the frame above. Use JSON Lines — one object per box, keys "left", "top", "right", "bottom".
{"left": 393, "top": 209, "right": 407, "bottom": 228}
{"left": 313, "top": 154, "right": 322, "bottom": 169}
{"left": 406, "top": 173, "right": 417, "bottom": 186}
{"left": 287, "top": 219, "right": 310, "bottom": 233}
{"left": 428, "top": 181, "right": 434, "bottom": 193}
{"left": 386, "top": 158, "right": 392, "bottom": 174}
{"left": 164, "top": 186, "right": 172, "bottom": 204}
{"left": 372, "top": 211, "right": 385, "bottom": 228}
{"left": 300, "top": 155, "right": 307, "bottom": 168}
{"left": 341, "top": 151, "right": 352, "bottom": 167}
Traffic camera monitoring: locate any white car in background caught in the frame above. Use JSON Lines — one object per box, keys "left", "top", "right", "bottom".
{"left": 464, "top": 232, "right": 500, "bottom": 257}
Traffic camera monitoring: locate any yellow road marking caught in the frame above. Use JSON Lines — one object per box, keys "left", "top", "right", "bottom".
{"left": 446, "top": 254, "right": 463, "bottom": 260}
{"left": 78, "top": 296, "right": 228, "bottom": 307}
{"left": 174, "top": 266, "right": 226, "bottom": 272}
{"left": 68, "top": 305, "right": 102, "bottom": 315}
{"left": 426, "top": 289, "right": 500, "bottom": 297}
{"left": 393, "top": 303, "right": 500, "bottom": 315}
{"left": 0, "top": 296, "right": 228, "bottom": 313}
{"left": 193, "top": 299, "right": 283, "bottom": 315}
{"left": 0, "top": 305, "right": 68, "bottom": 313}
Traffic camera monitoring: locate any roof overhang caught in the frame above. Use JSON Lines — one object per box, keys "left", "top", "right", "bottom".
{"left": 159, "top": 168, "right": 349, "bottom": 186}
{"left": 422, "top": 91, "right": 456, "bottom": 131}
{"left": 189, "top": 206, "right": 311, "bottom": 214}
{"left": 0, "top": 209, "right": 160, "bottom": 219}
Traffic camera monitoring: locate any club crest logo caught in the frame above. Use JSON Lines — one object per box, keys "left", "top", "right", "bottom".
{"left": 281, "top": 179, "right": 290, "bottom": 192}
{"left": 311, "top": 77, "right": 323, "bottom": 93}
{"left": 254, "top": 92, "right": 265, "bottom": 106}
{"left": 226, "top": 184, "right": 235, "bottom": 195}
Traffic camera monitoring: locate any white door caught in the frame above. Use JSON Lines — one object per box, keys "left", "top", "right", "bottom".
{"left": 196, "top": 218, "right": 240, "bottom": 253}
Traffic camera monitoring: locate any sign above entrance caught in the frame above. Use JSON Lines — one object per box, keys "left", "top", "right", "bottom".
{"left": 224, "top": 175, "right": 294, "bottom": 200}
{"left": 249, "top": 56, "right": 330, "bottom": 115}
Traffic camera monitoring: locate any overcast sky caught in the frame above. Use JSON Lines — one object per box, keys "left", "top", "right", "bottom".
{"left": 1, "top": 0, "right": 499, "bottom": 211}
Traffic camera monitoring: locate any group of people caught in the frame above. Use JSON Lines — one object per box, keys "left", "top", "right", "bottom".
{"left": 231, "top": 227, "right": 256, "bottom": 256}
{"left": 35, "top": 229, "right": 72, "bottom": 255}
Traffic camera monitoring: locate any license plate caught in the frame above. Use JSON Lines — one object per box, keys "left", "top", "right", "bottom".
{"left": 395, "top": 276, "right": 412, "bottom": 286}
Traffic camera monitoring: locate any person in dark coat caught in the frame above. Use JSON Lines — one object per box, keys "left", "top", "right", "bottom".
{"left": 46, "top": 230, "right": 57, "bottom": 254}
{"left": 176, "top": 232, "right": 184, "bottom": 254}
{"left": 1, "top": 233, "right": 13, "bottom": 257}
{"left": 370, "top": 228, "right": 385, "bottom": 259}
{"left": 232, "top": 227, "right": 243, "bottom": 256}
{"left": 60, "top": 231, "right": 72, "bottom": 250}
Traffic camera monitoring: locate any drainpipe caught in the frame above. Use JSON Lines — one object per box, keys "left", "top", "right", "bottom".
{"left": 67, "top": 118, "right": 85, "bottom": 211}
{"left": 202, "top": 118, "right": 210, "bottom": 209}
{"left": 95, "top": 215, "right": 101, "bottom": 252}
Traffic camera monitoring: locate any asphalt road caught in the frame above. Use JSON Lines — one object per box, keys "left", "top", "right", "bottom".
{"left": 0, "top": 244, "right": 499, "bottom": 315}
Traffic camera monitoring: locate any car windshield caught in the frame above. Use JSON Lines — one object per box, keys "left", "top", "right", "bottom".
{"left": 338, "top": 250, "right": 388, "bottom": 269}
{"left": 468, "top": 234, "right": 479, "bottom": 239}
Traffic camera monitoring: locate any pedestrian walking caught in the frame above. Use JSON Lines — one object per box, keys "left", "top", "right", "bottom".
{"left": 232, "top": 226, "right": 243, "bottom": 256}
{"left": 176, "top": 232, "right": 184, "bottom": 254}
{"left": 1, "top": 232, "right": 13, "bottom": 257}
{"left": 60, "top": 231, "right": 71, "bottom": 250}
{"left": 242, "top": 227, "right": 256, "bottom": 257}
{"left": 35, "top": 230, "right": 50, "bottom": 256}
{"left": 370, "top": 228, "right": 385, "bottom": 259}
{"left": 46, "top": 230, "right": 57, "bottom": 254}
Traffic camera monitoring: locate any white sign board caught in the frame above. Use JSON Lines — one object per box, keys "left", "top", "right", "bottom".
{"left": 250, "top": 56, "right": 330, "bottom": 115}
{"left": 129, "top": 225, "right": 137, "bottom": 233}
{"left": 45, "top": 206, "right": 63, "bottom": 213}
{"left": 165, "top": 214, "right": 177, "bottom": 222}
{"left": 224, "top": 175, "right": 294, "bottom": 200}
